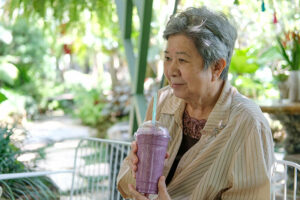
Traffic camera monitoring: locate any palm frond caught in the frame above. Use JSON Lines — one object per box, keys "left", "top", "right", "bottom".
{"left": 11, "top": 182, "right": 31, "bottom": 200}
{"left": 0, "top": 180, "right": 15, "bottom": 200}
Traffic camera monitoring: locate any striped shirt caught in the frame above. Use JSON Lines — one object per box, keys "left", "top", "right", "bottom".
{"left": 117, "top": 81, "right": 275, "bottom": 200}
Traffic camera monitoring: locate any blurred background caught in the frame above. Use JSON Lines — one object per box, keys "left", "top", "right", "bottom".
{"left": 0, "top": 0, "right": 299, "bottom": 199}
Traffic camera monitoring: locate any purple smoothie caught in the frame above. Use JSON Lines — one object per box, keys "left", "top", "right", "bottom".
{"left": 135, "top": 121, "right": 170, "bottom": 194}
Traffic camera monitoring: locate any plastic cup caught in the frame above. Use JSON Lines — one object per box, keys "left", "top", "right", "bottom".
{"left": 135, "top": 121, "right": 170, "bottom": 194}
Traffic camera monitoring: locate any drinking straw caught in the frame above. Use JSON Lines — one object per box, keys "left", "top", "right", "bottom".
{"left": 152, "top": 92, "right": 157, "bottom": 125}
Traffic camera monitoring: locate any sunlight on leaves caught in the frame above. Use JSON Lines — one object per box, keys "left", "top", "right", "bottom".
{"left": 0, "top": 63, "right": 19, "bottom": 85}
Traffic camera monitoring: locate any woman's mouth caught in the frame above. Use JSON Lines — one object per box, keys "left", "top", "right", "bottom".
{"left": 171, "top": 83, "right": 185, "bottom": 88}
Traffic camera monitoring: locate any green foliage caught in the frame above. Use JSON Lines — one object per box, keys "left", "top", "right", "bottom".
{"left": 277, "top": 30, "right": 300, "bottom": 71}
{"left": 6, "top": 0, "right": 108, "bottom": 22}
{"left": 0, "top": 62, "right": 19, "bottom": 86}
{"left": 0, "top": 126, "right": 59, "bottom": 199}
{"left": 228, "top": 47, "right": 276, "bottom": 100}
{"left": 0, "top": 126, "right": 24, "bottom": 173}
{"left": 72, "top": 85, "right": 130, "bottom": 138}
{"left": 73, "top": 87, "right": 107, "bottom": 127}
{"left": 4, "top": 0, "right": 120, "bottom": 58}
{"left": 8, "top": 19, "right": 48, "bottom": 88}
{"left": 231, "top": 75, "right": 263, "bottom": 99}
{"left": 0, "top": 19, "right": 50, "bottom": 93}
{"left": 257, "top": 45, "right": 290, "bottom": 86}
{"left": 257, "top": 46, "right": 282, "bottom": 66}
{"left": 274, "top": 73, "right": 289, "bottom": 82}
{"left": 0, "top": 92, "right": 7, "bottom": 103}
{"left": 0, "top": 19, "right": 60, "bottom": 119}
{"left": 1, "top": 177, "right": 59, "bottom": 200}
{"left": 230, "top": 48, "right": 259, "bottom": 74}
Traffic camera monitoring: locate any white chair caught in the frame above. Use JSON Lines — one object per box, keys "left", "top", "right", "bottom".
{"left": 271, "top": 159, "right": 300, "bottom": 200}
{"left": 0, "top": 137, "right": 131, "bottom": 200}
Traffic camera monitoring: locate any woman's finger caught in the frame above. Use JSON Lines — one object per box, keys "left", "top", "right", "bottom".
{"left": 132, "top": 156, "right": 139, "bottom": 164}
{"left": 130, "top": 141, "right": 139, "bottom": 179}
{"left": 165, "top": 152, "right": 170, "bottom": 159}
{"left": 131, "top": 165, "right": 137, "bottom": 178}
{"left": 131, "top": 141, "right": 138, "bottom": 153}
{"left": 128, "top": 184, "right": 149, "bottom": 200}
{"left": 158, "top": 176, "right": 171, "bottom": 200}
{"left": 130, "top": 141, "right": 139, "bottom": 164}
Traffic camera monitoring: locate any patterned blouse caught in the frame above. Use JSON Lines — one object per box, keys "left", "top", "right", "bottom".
{"left": 166, "top": 108, "right": 207, "bottom": 185}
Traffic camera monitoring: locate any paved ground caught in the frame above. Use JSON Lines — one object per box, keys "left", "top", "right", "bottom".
{"left": 23, "top": 115, "right": 96, "bottom": 147}
{"left": 21, "top": 115, "right": 99, "bottom": 196}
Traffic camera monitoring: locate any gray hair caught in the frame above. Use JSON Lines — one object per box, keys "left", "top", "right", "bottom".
{"left": 163, "top": 7, "right": 237, "bottom": 80}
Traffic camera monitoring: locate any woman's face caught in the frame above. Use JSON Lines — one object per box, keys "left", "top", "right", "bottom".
{"left": 164, "top": 34, "right": 213, "bottom": 102}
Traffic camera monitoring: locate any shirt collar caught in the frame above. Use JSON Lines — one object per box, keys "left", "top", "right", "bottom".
{"left": 160, "top": 81, "right": 235, "bottom": 135}
{"left": 202, "top": 81, "right": 234, "bottom": 136}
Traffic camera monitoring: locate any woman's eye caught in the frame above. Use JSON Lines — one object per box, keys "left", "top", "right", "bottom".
{"left": 178, "top": 58, "right": 187, "bottom": 63}
{"left": 165, "top": 56, "right": 171, "bottom": 61}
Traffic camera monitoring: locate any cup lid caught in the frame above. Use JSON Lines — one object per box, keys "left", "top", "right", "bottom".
{"left": 135, "top": 120, "right": 170, "bottom": 138}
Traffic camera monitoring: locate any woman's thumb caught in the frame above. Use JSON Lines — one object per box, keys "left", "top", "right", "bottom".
{"left": 158, "top": 176, "right": 168, "bottom": 194}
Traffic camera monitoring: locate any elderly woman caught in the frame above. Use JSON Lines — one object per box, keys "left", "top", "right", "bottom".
{"left": 117, "top": 6, "right": 274, "bottom": 200}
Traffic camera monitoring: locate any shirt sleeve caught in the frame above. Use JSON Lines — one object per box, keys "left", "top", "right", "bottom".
{"left": 116, "top": 156, "right": 136, "bottom": 199}
{"left": 221, "top": 122, "right": 274, "bottom": 200}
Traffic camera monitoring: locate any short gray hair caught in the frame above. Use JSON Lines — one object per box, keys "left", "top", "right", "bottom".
{"left": 163, "top": 7, "right": 237, "bottom": 80}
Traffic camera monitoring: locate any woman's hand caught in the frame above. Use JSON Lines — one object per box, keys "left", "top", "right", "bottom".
{"left": 128, "top": 184, "right": 149, "bottom": 200}
{"left": 128, "top": 176, "right": 171, "bottom": 200}
{"left": 156, "top": 176, "right": 171, "bottom": 200}
{"left": 129, "top": 141, "right": 138, "bottom": 178}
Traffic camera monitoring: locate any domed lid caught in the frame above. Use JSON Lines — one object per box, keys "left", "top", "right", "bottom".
{"left": 135, "top": 120, "right": 170, "bottom": 138}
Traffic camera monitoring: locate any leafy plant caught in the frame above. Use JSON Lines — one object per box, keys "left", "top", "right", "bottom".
{"left": 0, "top": 20, "right": 60, "bottom": 119}
{"left": 0, "top": 92, "right": 7, "bottom": 104}
{"left": 0, "top": 126, "right": 59, "bottom": 199}
{"left": 273, "top": 73, "right": 289, "bottom": 83}
{"left": 258, "top": 46, "right": 289, "bottom": 84}
{"left": 230, "top": 48, "right": 259, "bottom": 74}
{"left": 72, "top": 85, "right": 130, "bottom": 138}
{"left": 229, "top": 48, "right": 274, "bottom": 99}
{"left": 277, "top": 30, "right": 300, "bottom": 71}
{"left": 101, "top": 84, "right": 131, "bottom": 119}
{"left": 73, "top": 87, "right": 107, "bottom": 127}
{"left": 0, "top": 61, "right": 19, "bottom": 86}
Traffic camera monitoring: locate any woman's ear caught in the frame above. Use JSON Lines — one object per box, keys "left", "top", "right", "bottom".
{"left": 212, "top": 59, "right": 226, "bottom": 81}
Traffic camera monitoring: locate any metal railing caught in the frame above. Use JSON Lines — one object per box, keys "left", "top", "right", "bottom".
{"left": 0, "top": 137, "right": 131, "bottom": 200}
{"left": 70, "top": 138, "right": 131, "bottom": 200}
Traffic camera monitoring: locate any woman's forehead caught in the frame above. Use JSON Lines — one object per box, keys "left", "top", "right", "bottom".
{"left": 165, "top": 35, "right": 199, "bottom": 56}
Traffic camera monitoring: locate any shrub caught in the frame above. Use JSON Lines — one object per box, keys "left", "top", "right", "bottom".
{"left": 0, "top": 125, "right": 59, "bottom": 199}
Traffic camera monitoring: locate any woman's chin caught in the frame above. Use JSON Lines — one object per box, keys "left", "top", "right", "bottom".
{"left": 172, "top": 89, "right": 186, "bottom": 99}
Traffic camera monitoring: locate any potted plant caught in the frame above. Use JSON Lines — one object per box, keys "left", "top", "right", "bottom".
{"left": 273, "top": 72, "right": 289, "bottom": 99}
{"left": 277, "top": 30, "right": 300, "bottom": 102}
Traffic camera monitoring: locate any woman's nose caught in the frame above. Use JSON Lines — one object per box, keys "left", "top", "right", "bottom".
{"left": 169, "top": 61, "right": 180, "bottom": 77}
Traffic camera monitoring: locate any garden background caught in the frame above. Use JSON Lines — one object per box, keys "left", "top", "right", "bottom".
{"left": 0, "top": 0, "right": 299, "bottom": 199}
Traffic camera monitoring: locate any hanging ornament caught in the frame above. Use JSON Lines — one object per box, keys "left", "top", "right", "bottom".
{"left": 273, "top": 11, "right": 278, "bottom": 24}
{"left": 234, "top": 0, "right": 239, "bottom": 5}
{"left": 261, "top": 0, "right": 266, "bottom": 12}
